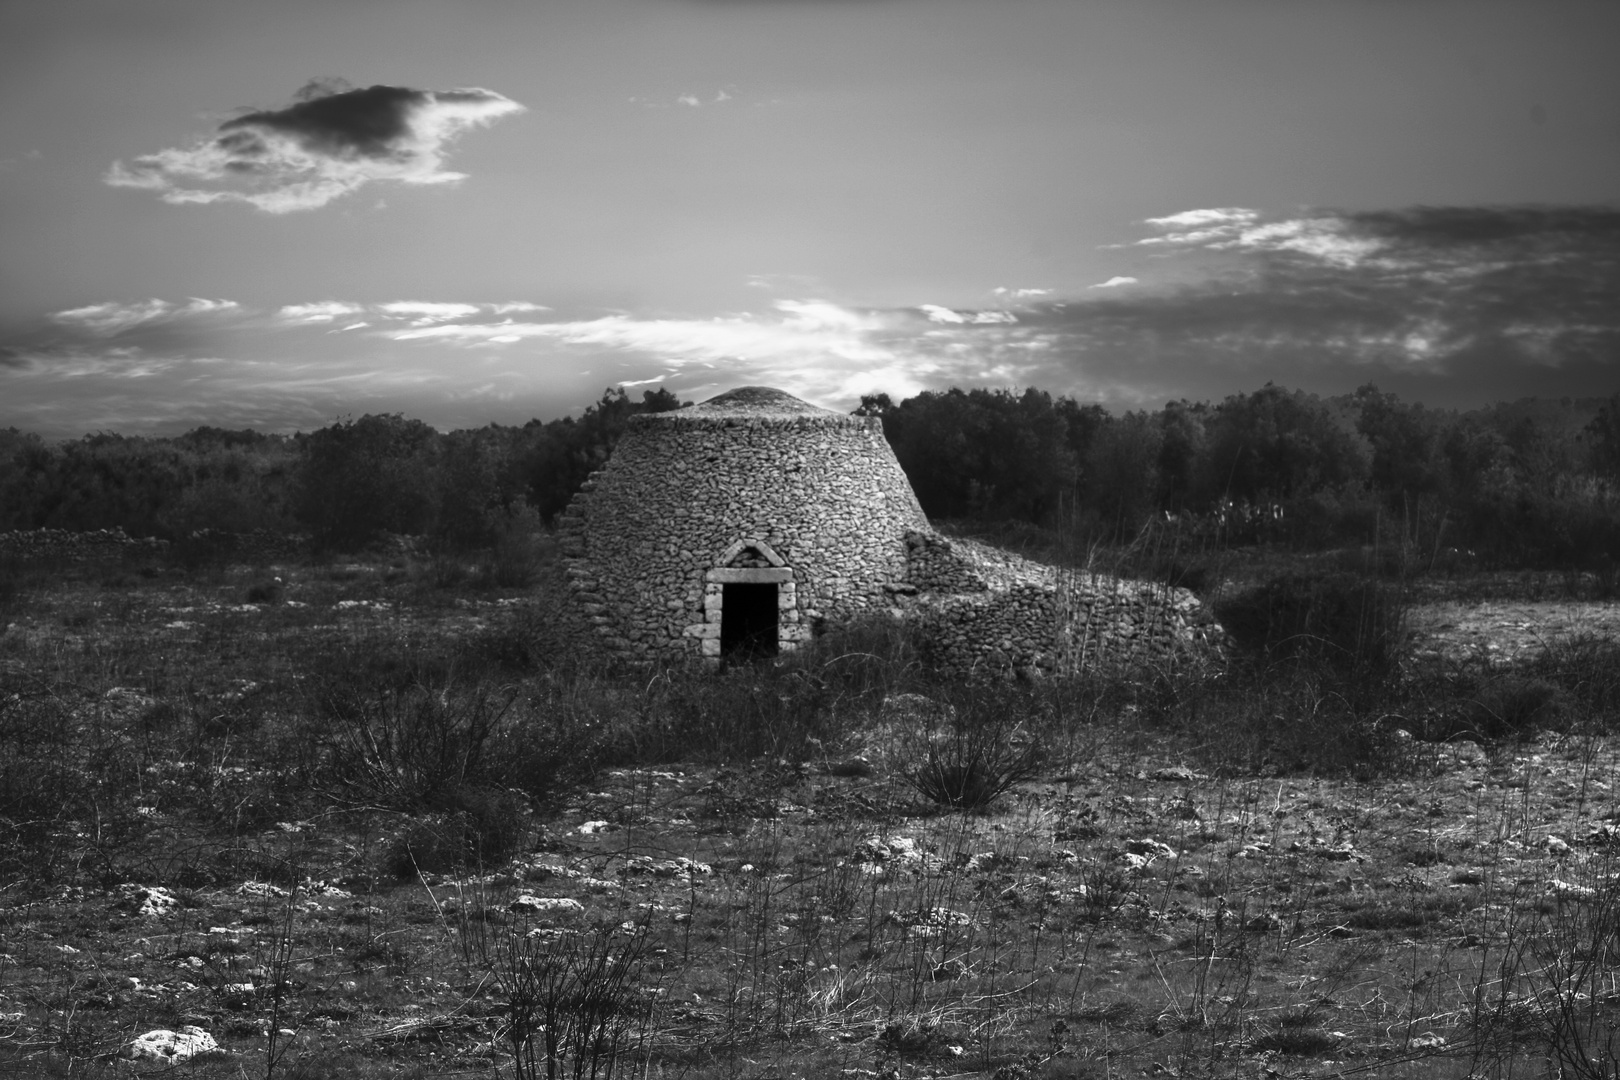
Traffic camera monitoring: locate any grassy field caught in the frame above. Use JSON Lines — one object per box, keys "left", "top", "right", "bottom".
{"left": 2, "top": 544, "right": 1620, "bottom": 1079}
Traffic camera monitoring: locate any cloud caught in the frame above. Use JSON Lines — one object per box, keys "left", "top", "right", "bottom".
{"left": 1002, "top": 203, "right": 1620, "bottom": 404}
{"left": 106, "top": 81, "right": 525, "bottom": 212}
{"left": 370, "top": 298, "right": 1065, "bottom": 407}
{"left": 676, "top": 94, "right": 703, "bottom": 107}
{"left": 278, "top": 302, "right": 365, "bottom": 324}
{"left": 9, "top": 206, "right": 1619, "bottom": 438}
{"left": 1090, "top": 276, "right": 1138, "bottom": 289}
{"left": 1133, "top": 205, "right": 1387, "bottom": 267}
{"left": 377, "top": 301, "right": 484, "bottom": 325}
{"left": 51, "top": 298, "right": 240, "bottom": 336}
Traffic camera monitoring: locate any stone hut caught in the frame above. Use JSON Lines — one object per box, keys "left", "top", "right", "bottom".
{"left": 556, "top": 386, "right": 929, "bottom": 660}
{"left": 558, "top": 385, "right": 1220, "bottom": 671}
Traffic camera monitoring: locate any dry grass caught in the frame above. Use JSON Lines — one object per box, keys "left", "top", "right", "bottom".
{"left": 0, "top": 548, "right": 1618, "bottom": 1078}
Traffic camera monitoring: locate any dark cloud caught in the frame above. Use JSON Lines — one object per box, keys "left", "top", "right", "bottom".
{"left": 996, "top": 203, "right": 1620, "bottom": 407}
{"left": 220, "top": 83, "right": 429, "bottom": 160}
{"left": 106, "top": 81, "right": 525, "bottom": 212}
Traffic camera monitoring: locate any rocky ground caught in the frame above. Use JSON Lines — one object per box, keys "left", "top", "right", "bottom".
{"left": 0, "top": 556, "right": 1617, "bottom": 1079}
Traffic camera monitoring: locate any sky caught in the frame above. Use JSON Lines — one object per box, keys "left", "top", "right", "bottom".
{"left": 1, "top": 0, "right": 1618, "bottom": 438}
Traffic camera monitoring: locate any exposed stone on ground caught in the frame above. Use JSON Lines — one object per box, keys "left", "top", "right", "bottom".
{"left": 855, "top": 835, "right": 924, "bottom": 864}
{"left": 509, "top": 895, "right": 585, "bottom": 916}
{"left": 1122, "top": 839, "right": 1177, "bottom": 861}
{"left": 888, "top": 907, "right": 974, "bottom": 938}
{"left": 115, "top": 884, "right": 180, "bottom": 918}
{"left": 121, "top": 1026, "right": 220, "bottom": 1064}
{"left": 621, "top": 856, "right": 712, "bottom": 880}
{"left": 237, "top": 881, "right": 289, "bottom": 899}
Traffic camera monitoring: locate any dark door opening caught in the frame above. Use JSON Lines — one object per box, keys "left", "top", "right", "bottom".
{"left": 721, "top": 582, "right": 778, "bottom": 659}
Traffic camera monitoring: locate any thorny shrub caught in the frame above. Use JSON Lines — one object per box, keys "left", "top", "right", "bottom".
{"left": 902, "top": 688, "right": 1045, "bottom": 811}
{"left": 494, "top": 923, "right": 656, "bottom": 1080}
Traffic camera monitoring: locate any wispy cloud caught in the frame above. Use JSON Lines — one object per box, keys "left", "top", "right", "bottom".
{"left": 376, "top": 301, "right": 484, "bottom": 325}
{"left": 633, "top": 86, "right": 742, "bottom": 109}
{"left": 1090, "top": 276, "right": 1137, "bottom": 289}
{"left": 51, "top": 298, "right": 240, "bottom": 336}
{"left": 1132, "top": 205, "right": 1384, "bottom": 266}
{"left": 106, "top": 80, "right": 525, "bottom": 213}
{"left": 277, "top": 301, "right": 365, "bottom": 325}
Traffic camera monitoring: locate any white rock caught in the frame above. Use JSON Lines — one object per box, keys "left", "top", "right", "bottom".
{"left": 117, "top": 884, "right": 180, "bottom": 918}
{"left": 509, "top": 895, "right": 585, "bottom": 916}
{"left": 237, "top": 881, "right": 289, "bottom": 899}
{"left": 123, "top": 1026, "right": 220, "bottom": 1065}
{"left": 1122, "top": 838, "right": 1177, "bottom": 861}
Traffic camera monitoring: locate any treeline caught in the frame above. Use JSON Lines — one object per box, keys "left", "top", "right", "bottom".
{"left": 0, "top": 388, "right": 682, "bottom": 553}
{"left": 861, "top": 384, "right": 1620, "bottom": 567}
{"left": 1, "top": 382, "right": 1617, "bottom": 568}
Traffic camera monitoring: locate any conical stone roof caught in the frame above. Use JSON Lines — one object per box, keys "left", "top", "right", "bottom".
{"left": 659, "top": 386, "right": 840, "bottom": 419}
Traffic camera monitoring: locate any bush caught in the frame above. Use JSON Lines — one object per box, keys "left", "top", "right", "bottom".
{"left": 474, "top": 507, "right": 548, "bottom": 589}
{"left": 496, "top": 923, "right": 653, "bottom": 1080}
{"left": 1215, "top": 573, "right": 1409, "bottom": 689}
{"left": 384, "top": 786, "right": 533, "bottom": 878}
{"left": 244, "top": 576, "right": 284, "bottom": 604}
{"left": 1466, "top": 678, "right": 1563, "bottom": 741}
{"left": 898, "top": 687, "right": 1044, "bottom": 810}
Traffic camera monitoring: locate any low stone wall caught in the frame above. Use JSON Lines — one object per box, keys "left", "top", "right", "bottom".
{"left": 0, "top": 528, "right": 169, "bottom": 563}
{"left": 901, "top": 531, "right": 1221, "bottom": 676}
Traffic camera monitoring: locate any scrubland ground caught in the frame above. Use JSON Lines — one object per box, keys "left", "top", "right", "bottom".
{"left": 2, "top": 547, "right": 1620, "bottom": 1080}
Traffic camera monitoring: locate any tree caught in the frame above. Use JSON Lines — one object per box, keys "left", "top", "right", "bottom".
{"left": 1203, "top": 384, "right": 1367, "bottom": 504}
{"left": 1155, "top": 400, "right": 1208, "bottom": 513}
{"left": 874, "top": 388, "right": 1079, "bottom": 524}
{"left": 1353, "top": 384, "right": 1446, "bottom": 506}
{"left": 524, "top": 387, "right": 686, "bottom": 523}
{"left": 1586, "top": 391, "right": 1620, "bottom": 485}
{"left": 295, "top": 414, "right": 442, "bottom": 552}
{"left": 1082, "top": 411, "right": 1163, "bottom": 539}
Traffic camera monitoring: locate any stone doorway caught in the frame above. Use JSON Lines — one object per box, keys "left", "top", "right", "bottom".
{"left": 690, "top": 538, "right": 801, "bottom": 661}
{"left": 721, "top": 582, "right": 779, "bottom": 658}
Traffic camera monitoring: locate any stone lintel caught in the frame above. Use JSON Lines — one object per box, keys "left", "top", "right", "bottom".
{"left": 705, "top": 567, "right": 794, "bottom": 584}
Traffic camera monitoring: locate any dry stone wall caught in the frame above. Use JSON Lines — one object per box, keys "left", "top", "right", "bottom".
{"left": 902, "top": 531, "right": 1220, "bottom": 676}
{"left": 0, "top": 528, "right": 168, "bottom": 563}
